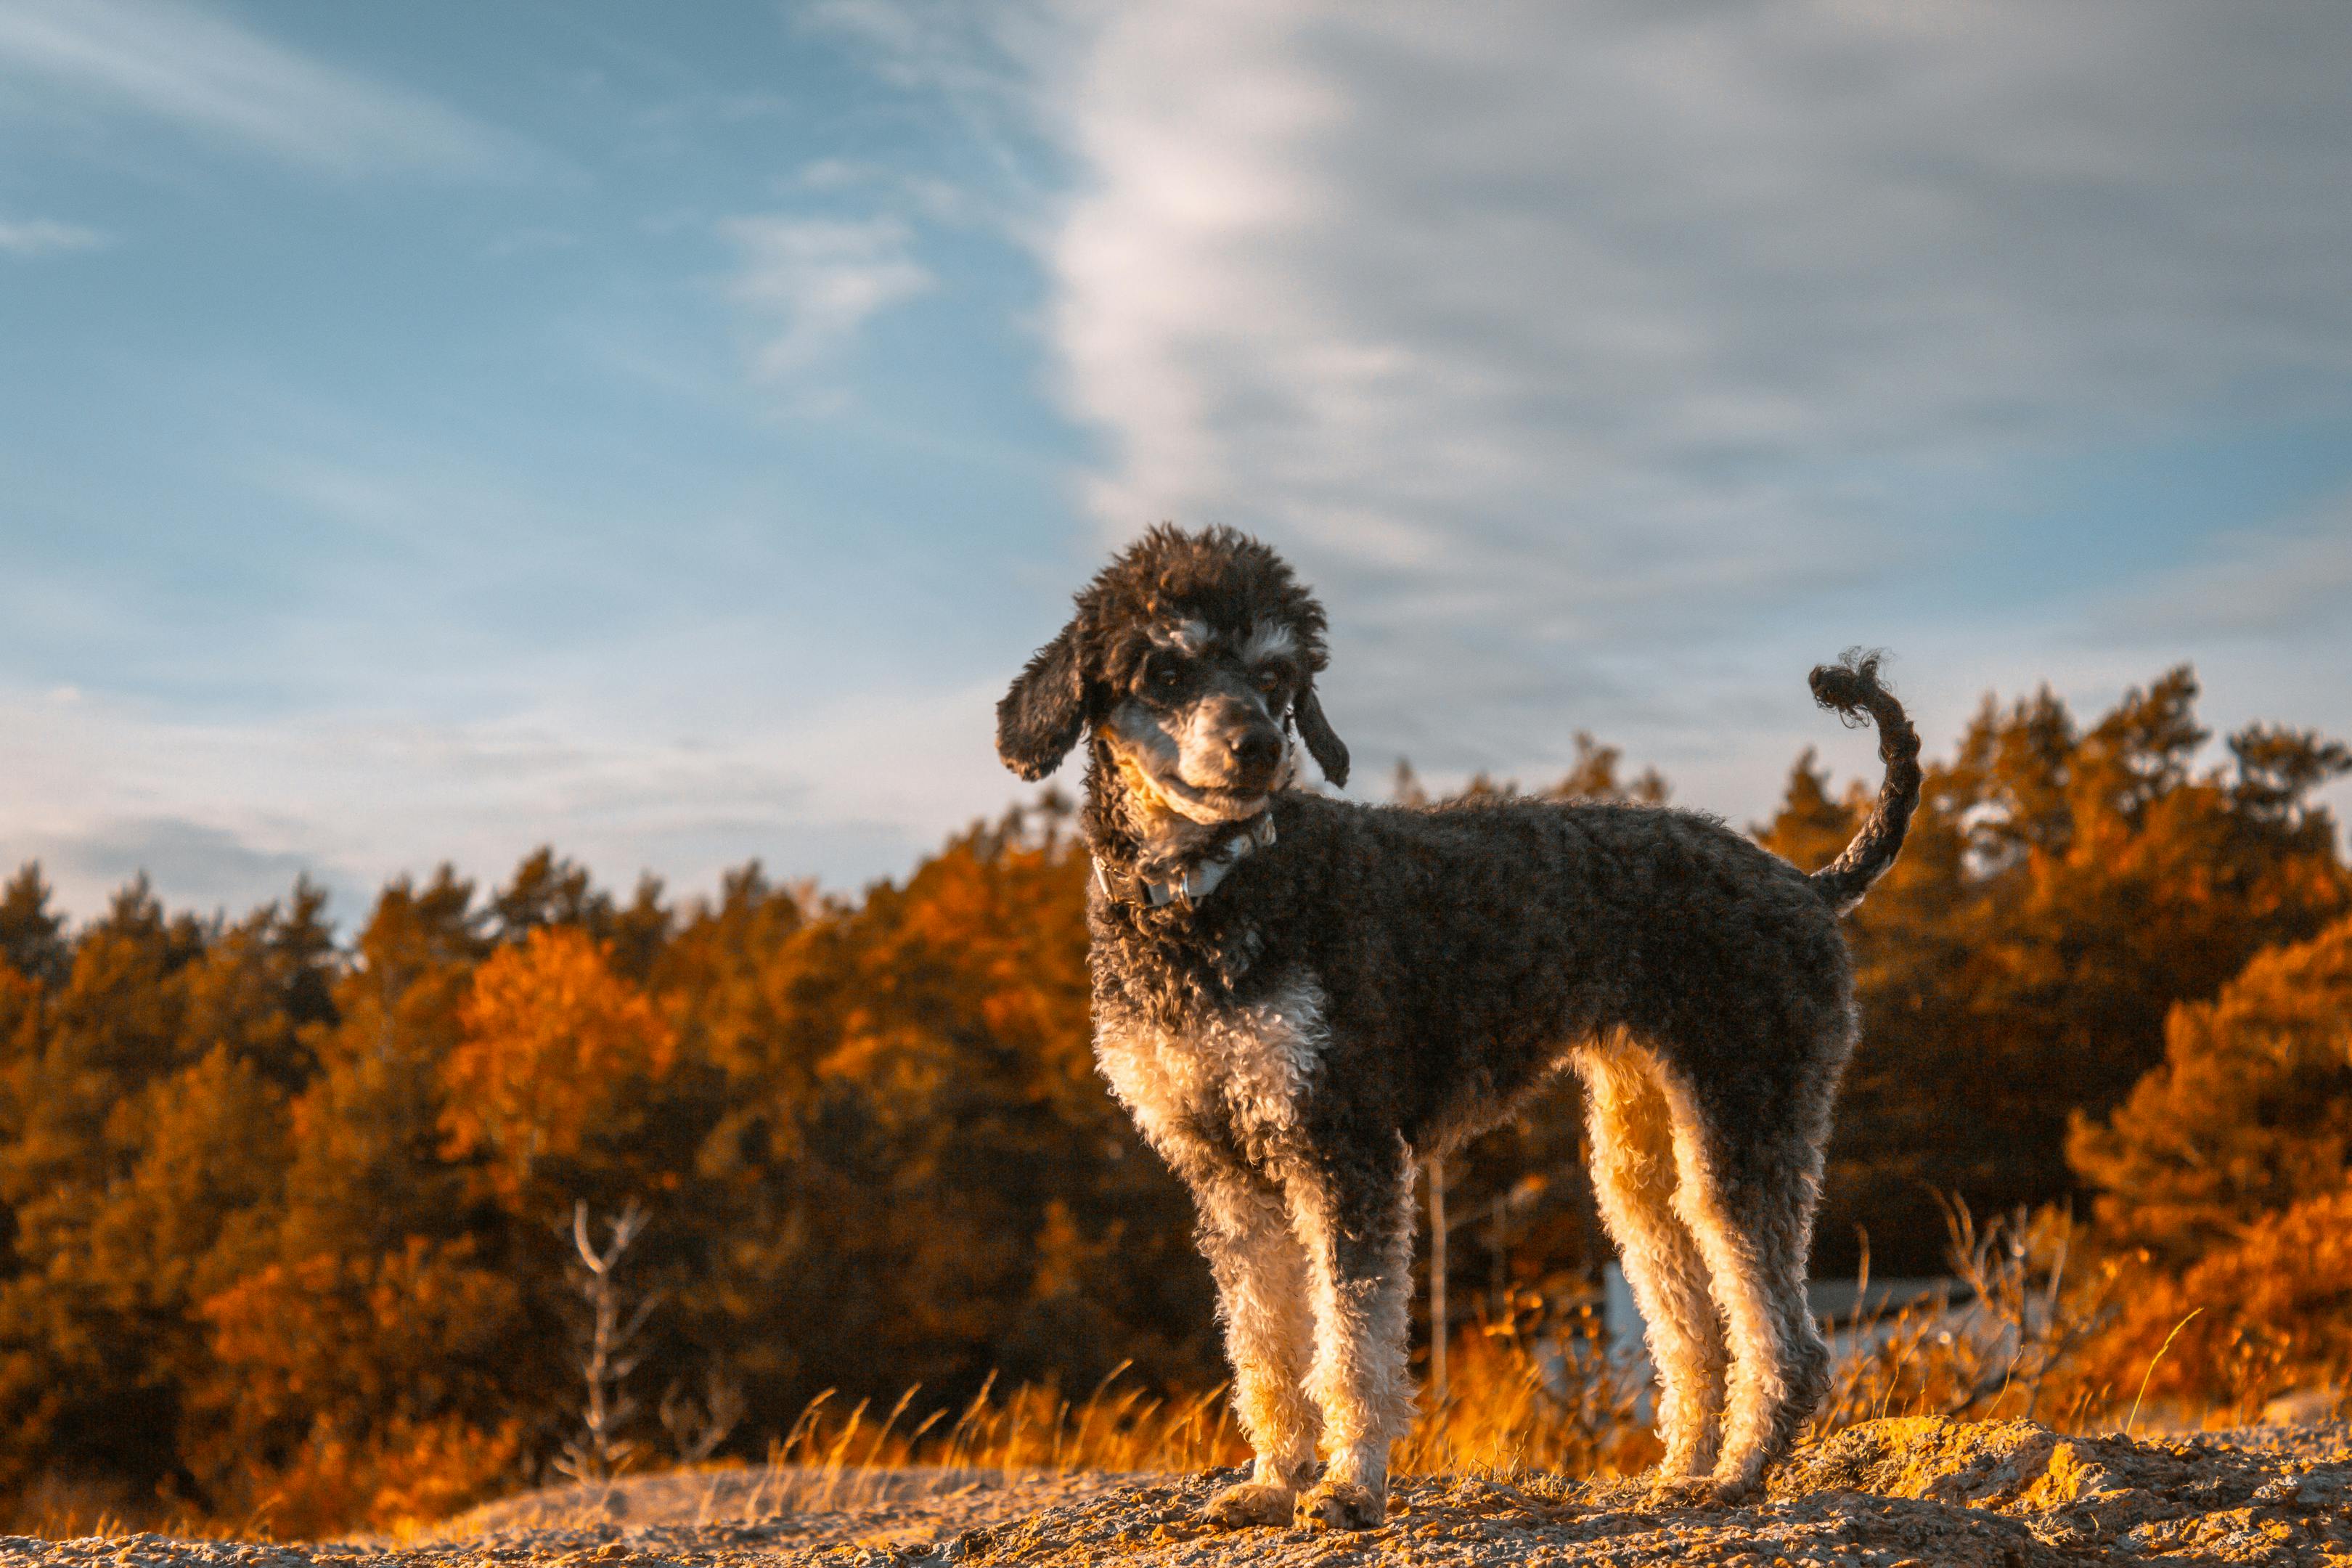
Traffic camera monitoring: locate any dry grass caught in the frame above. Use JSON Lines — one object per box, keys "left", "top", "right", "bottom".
{"left": 761, "top": 1368, "right": 1250, "bottom": 1506}
{"left": 730, "top": 1297, "right": 1659, "bottom": 1515}
{"left": 1394, "top": 1300, "right": 1658, "bottom": 1479}
{"left": 503, "top": 1202, "right": 2297, "bottom": 1533}
{"left": 1808, "top": 1204, "right": 2125, "bottom": 1437}
{"left": 4, "top": 1473, "right": 252, "bottom": 1544}
{"left": 28, "top": 1201, "right": 2345, "bottom": 1543}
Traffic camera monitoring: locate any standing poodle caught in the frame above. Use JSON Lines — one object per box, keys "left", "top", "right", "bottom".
{"left": 995, "top": 526, "right": 1920, "bottom": 1529}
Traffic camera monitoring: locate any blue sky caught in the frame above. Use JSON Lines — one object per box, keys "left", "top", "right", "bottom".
{"left": 2, "top": 0, "right": 2349, "bottom": 923}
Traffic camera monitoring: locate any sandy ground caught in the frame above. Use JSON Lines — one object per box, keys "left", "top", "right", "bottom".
{"left": 7, "top": 1417, "right": 2347, "bottom": 1567}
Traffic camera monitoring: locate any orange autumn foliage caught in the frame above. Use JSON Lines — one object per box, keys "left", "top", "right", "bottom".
{"left": 0, "top": 666, "right": 2340, "bottom": 1537}
{"left": 2065, "top": 910, "right": 2352, "bottom": 1416}
{"left": 1758, "top": 668, "right": 2351, "bottom": 1273}
{"left": 237, "top": 1413, "right": 525, "bottom": 1541}
{"left": 200, "top": 1238, "right": 526, "bottom": 1433}
{"left": 2074, "top": 1184, "right": 2352, "bottom": 1422}
{"left": 2070, "top": 910, "right": 2352, "bottom": 1263}
{"left": 440, "top": 928, "right": 677, "bottom": 1206}
{"left": 192, "top": 1236, "right": 527, "bottom": 1508}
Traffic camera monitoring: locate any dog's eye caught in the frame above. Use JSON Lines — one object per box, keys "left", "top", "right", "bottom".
{"left": 1255, "top": 662, "right": 1293, "bottom": 695}
{"left": 1140, "top": 652, "right": 1183, "bottom": 694}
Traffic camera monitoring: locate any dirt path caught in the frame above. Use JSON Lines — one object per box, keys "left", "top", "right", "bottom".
{"left": 7, "top": 1418, "right": 2346, "bottom": 1567}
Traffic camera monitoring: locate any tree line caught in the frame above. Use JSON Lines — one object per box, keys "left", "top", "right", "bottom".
{"left": 0, "top": 664, "right": 2343, "bottom": 1532}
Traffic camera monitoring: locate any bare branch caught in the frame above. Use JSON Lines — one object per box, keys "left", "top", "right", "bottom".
{"left": 557, "top": 1196, "right": 659, "bottom": 1482}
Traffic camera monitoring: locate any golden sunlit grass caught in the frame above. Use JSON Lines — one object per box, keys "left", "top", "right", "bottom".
{"left": 7, "top": 1476, "right": 243, "bottom": 1545}
{"left": 24, "top": 1204, "right": 2348, "bottom": 1544}
{"left": 736, "top": 1310, "right": 1660, "bottom": 1511}
{"left": 463, "top": 1204, "right": 2351, "bottom": 1541}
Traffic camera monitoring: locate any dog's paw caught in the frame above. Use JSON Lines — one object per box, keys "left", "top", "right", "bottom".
{"left": 1202, "top": 1479, "right": 1296, "bottom": 1529}
{"left": 1294, "top": 1477, "right": 1384, "bottom": 1531}
{"left": 1645, "top": 1472, "right": 1760, "bottom": 1511}
{"left": 1644, "top": 1475, "right": 1727, "bottom": 1510}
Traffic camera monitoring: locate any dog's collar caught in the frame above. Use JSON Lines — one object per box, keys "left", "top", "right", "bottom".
{"left": 1094, "top": 813, "right": 1276, "bottom": 909}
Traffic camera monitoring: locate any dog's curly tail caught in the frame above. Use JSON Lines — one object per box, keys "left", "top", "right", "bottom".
{"left": 1805, "top": 649, "right": 1923, "bottom": 913}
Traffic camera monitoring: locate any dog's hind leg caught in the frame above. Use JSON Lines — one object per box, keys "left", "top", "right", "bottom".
{"left": 1659, "top": 1065, "right": 1836, "bottom": 1504}
{"left": 1193, "top": 1168, "right": 1323, "bottom": 1528}
{"left": 1286, "top": 1135, "right": 1416, "bottom": 1531}
{"left": 1575, "top": 1044, "right": 1730, "bottom": 1484}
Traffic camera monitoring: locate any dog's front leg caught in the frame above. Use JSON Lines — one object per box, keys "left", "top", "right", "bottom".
{"left": 1193, "top": 1166, "right": 1322, "bottom": 1527}
{"left": 1286, "top": 1140, "right": 1416, "bottom": 1530}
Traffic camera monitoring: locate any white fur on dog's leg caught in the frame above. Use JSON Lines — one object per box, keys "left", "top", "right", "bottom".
{"left": 1577, "top": 1045, "right": 1730, "bottom": 1482}
{"left": 1192, "top": 1171, "right": 1320, "bottom": 1528}
{"left": 1287, "top": 1151, "right": 1415, "bottom": 1532}
{"left": 1659, "top": 1070, "right": 1832, "bottom": 1502}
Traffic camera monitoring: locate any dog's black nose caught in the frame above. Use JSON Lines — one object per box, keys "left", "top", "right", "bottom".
{"left": 1232, "top": 728, "right": 1283, "bottom": 777}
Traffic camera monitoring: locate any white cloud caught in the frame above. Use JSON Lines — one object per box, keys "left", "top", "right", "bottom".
{"left": 1013, "top": 0, "right": 2352, "bottom": 780}
{"left": 721, "top": 214, "right": 933, "bottom": 380}
{"left": 801, "top": 0, "right": 2352, "bottom": 840}
{"left": 0, "top": 664, "right": 1016, "bottom": 923}
{"left": 9, "top": 0, "right": 2348, "bottom": 916}
{"left": 0, "top": 0, "right": 535, "bottom": 177}
{"left": 0, "top": 216, "right": 108, "bottom": 256}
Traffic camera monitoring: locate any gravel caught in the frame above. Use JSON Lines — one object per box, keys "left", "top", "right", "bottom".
{"left": 7, "top": 1417, "right": 2346, "bottom": 1567}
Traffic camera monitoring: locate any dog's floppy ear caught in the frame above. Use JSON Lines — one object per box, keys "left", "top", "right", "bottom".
{"left": 997, "top": 626, "right": 1088, "bottom": 780}
{"left": 1294, "top": 684, "right": 1349, "bottom": 788}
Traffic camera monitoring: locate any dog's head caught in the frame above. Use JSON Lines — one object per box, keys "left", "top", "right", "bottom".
{"left": 996, "top": 526, "right": 1349, "bottom": 822}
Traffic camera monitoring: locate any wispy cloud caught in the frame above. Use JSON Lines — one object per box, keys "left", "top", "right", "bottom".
{"left": 800, "top": 0, "right": 1063, "bottom": 123}
{"left": 0, "top": 0, "right": 535, "bottom": 177}
{"left": 2106, "top": 491, "right": 2352, "bottom": 641}
{"left": 721, "top": 214, "right": 932, "bottom": 380}
{"left": 0, "top": 216, "right": 108, "bottom": 256}
{"left": 794, "top": 0, "right": 1077, "bottom": 237}
{"left": 55, "top": 815, "right": 348, "bottom": 919}
{"left": 806, "top": 0, "right": 2352, "bottom": 827}
{"left": 0, "top": 661, "right": 1009, "bottom": 921}
{"left": 1012, "top": 1, "right": 2352, "bottom": 769}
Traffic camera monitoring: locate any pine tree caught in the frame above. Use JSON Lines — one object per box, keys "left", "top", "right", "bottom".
{"left": 0, "top": 865, "right": 68, "bottom": 990}
{"left": 1545, "top": 732, "right": 1670, "bottom": 805}
{"left": 1761, "top": 669, "right": 2351, "bottom": 1273}
{"left": 491, "top": 848, "right": 614, "bottom": 944}
{"left": 0, "top": 877, "right": 210, "bottom": 1495}
{"left": 181, "top": 870, "right": 519, "bottom": 1518}
{"left": 2070, "top": 911, "right": 2352, "bottom": 1263}
{"left": 178, "top": 883, "right": 340, "bottom": 1093}
{"left": 273, "top": 867, "right": 482, "bottom": 1263}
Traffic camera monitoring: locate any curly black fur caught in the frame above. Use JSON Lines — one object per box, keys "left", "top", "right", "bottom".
{"left": 1806, "top": 648, "right": 1922, "bottom": 912}
{"left": 997, "top": 527, "right": 1923, "bottom": 1527}
{"left": 997, "top": 524, "right": 1344, "bottom": 784}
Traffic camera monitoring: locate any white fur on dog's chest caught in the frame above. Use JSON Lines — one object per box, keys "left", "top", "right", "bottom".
{"left": 1095, "top": 976, "right": 1328, "bottom": 1171}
